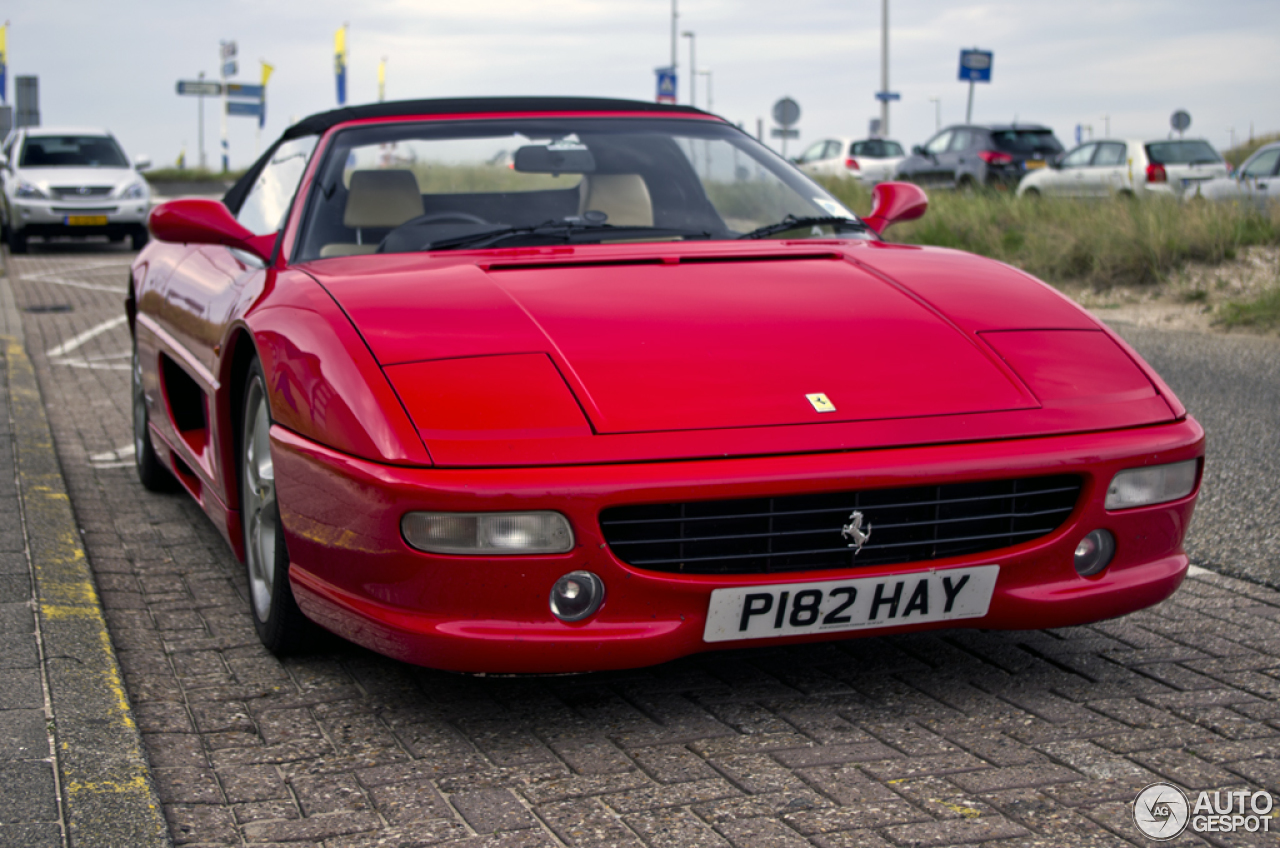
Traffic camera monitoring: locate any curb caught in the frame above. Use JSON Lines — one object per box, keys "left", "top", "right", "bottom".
{"left": 1, "top": 252, "right": 171, "bottom": 847}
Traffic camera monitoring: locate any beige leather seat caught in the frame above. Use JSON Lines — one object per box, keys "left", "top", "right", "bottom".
{"left": 320, "top": 169, "right": 424, "bottom": 257}
{"left": 578, "top": 174, "right": 653, "bottom": 227}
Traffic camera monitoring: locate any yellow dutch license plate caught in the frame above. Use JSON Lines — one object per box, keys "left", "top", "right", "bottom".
{"left": 65, "top": 215, "right": 108, "bottom": 226}
{"left": 1024, "top": 160, "right": 1047, "bottom": 170}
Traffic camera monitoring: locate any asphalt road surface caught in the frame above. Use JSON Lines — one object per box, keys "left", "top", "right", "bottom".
{"left": 1106, "top": 322, "right": 1280, "bottom": 589}
{"left": 8, "top": 244, "right": 1280, "bottom": 848}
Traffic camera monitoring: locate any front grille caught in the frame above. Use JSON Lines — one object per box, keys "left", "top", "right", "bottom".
{"left": 51, "top": 186, "right": 113, "bottom": 199}
{"left": 600, "top": 475, "right": 1082, "bottom": 575}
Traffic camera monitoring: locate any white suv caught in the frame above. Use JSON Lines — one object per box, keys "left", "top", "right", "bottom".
{"left": 1, "top": 127, "right": 152, "bottom": 252}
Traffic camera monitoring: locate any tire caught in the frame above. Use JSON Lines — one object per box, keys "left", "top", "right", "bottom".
{"left": 132, "top": 340, "right": 179, "bottom": 492}
{"left": 130, "top": 227, "right": 149, "bottom": 251}
{"left": 1022, "top": 188, "right": 1041, "bottom": 199}
{"left": 7, "top": 226, "right": 28, "bottom": 254}
{"left": 240, "top": 359, "right": 317, "bottom": 654}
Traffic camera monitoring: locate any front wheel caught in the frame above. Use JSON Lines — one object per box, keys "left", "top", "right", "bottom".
{"left": 130, "top": 227, "right": 149, "bottom": 251}
{"left": 7, "top": 226, "right": 27, "bottom": 254}
{"left": 240, "top": 359, "right": 317, "bottom": 654}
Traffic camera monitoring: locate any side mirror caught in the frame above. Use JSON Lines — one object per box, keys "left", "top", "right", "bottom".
{"left": 0, "top": 153, "right": 7, "bottom": 169}
{"left": 134, "top": 155, "right": 152, "bottom": 172}
{"left": 148, "top": 198, "right": 276, "bottom": 262}
{"left": 912, "top": 145, "right": 926, "bottom": 156}
{"left": 862, "top": 181, "right": 928, "bottom": 235}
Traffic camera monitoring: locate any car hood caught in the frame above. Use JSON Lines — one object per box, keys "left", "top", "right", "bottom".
{"left": 14, "top": 166, "right": 138, "bottom": 190}
{"left": 305, "top": 241, "right": 1177, "bottom": 465}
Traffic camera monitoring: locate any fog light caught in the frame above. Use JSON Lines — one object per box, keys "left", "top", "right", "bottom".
{"left": 401, "top": 511, "right": 573, "bottom": 555}
{"left": 1074, "top": 529, "right": 1115, "bottom": 576}
{"left": 550, "top": 571, "right": 604, "bottom": 622}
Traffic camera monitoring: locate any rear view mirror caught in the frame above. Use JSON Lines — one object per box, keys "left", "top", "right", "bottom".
{"left": 912, "top": 145, "right": 926, "bottom": 157}
{"left": 513, "top": 142, "right": 596, "bottom": 174}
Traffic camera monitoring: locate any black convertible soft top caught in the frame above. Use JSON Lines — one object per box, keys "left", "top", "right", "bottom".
{"left": 280, "top": 96, "right": 707, "bottom": 142}
{"left": 225, "top": 97, "right": 709, "bottom": 218}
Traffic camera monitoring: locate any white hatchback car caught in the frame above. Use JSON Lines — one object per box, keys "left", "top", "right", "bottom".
{"left": 795, "top": 138, "right": 906, "bottom": 184}
{"left": 0, "top": 126, "right": 152, "bottom": 252}
{"left": 1017, "top": 138, "right": 1228, "bottom": 199}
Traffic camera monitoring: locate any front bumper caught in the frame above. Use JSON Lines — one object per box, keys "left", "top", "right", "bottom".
{"left": 10, "top": 198, "right": 150, "bottom": 237}
{"left": 273, "top": 417, "right": 1204, "bottom": 673}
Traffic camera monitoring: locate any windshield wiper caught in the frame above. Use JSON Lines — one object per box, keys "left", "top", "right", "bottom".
{"left": 737, "top": 215, "right": 870, "bottom": 240}
{"left": 424, "top": 221, "right": 712, "bottom": 251}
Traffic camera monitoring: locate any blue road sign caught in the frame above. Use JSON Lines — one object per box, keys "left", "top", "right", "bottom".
{"left": 226, "top": 83, "right": 264, "bottom": 99}
{"left": 874, "top": 91, "right": 901, "bottom": 102}
{"left": 655, "top": 67, "right": 676, "bottom": 104}
{"left": 222, "top": 60, "right": 238, "bottom": 78}
{"left": 958, "top": 50, "right": 993, "bottom": 83}
{"left": 226, "top": 100, "right": 263, "bottom": 118}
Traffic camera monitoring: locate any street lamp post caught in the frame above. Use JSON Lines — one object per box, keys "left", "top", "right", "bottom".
{"left": 197, "top": 71, "right": 207, "bottom": 170}
{"left": 880, "top": 0, "right": 890, "bottom": 138}
{"left": 682, "top": 31, "right": 696, "bottom": 108}
{"left": 928, "top": 96, "right": 940, "bottom": 132}
{"left": 698, "top": 68, "right": 712, "bottom": 113}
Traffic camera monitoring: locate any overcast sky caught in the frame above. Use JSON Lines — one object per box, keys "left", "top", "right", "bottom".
{"left": 7, "top": 0, "right": 1279, "bottom": 169}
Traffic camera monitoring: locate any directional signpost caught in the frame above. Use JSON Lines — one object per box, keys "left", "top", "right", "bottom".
{"left": 176, "top": 80, "right": 221, "bottom": 97}
{"left": 176, "top": 45, "right": 265, "bottom": 171}
{"left": 958, "top": 48, "right": 993, "bottom": 123}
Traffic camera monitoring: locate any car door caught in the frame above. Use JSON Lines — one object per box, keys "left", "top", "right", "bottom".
{"left": 910, "top": 130, "right": 953, "bottom": 187}
{"left": 795, "top": 140, "right": 831, "bottom": 176}
{"left": 1052, "top": 143, "right": 1096, "bottom": 197}
{"left": 946, "top": 129, "right": 978, "bottom": 186}
{"left": 1238, "top": 147, "right": 1280, "bottom": 208}
{"left": 1085, "top": 142, "right": 1126, "bottom": 197}
{"left": 148, "top": 136, "right": 317, "bottom": 495}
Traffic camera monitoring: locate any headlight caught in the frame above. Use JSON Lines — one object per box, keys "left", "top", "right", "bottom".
{"left": 402, "top": 511, "right": 574, "bottom": 555}
{"left": 15, "top": 180, "right": 46, "bottom": 199}
{"left": 1105, "top": 460, "right": 1198, "bottom": 510}
{"left": 119, "top": 182, "right": 148, "bottom": 200}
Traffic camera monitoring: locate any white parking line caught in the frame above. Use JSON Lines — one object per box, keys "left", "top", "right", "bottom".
{"left": 89, "top": 443, "right": 135, "bottom": 469}
{"left": 45, "top": 315, "right": 129, "bottom": 358}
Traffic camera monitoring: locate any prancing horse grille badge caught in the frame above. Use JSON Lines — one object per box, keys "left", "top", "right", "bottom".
{"left": 806, "top": 393, "right": 836, "bottom": 413}
{"left": 841, "top": 511, "right": 872, "bottom": 555}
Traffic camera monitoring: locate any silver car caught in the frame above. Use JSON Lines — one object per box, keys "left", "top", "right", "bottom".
{"left": 1195, "top": 141, "right": 1280, "bottom": 209}
{"left": 0, "top": 126, "right": 152, "bottom": 252}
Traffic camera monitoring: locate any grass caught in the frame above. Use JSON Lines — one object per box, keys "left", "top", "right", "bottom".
{"left": 818, "top": 177, "right": 1280, "bottom": 289}
{"left": 145, "top": 168, "right": 246, "bottom": 183}
{"left": 1215, "top": 285, "right": 1280, "bottom": 330}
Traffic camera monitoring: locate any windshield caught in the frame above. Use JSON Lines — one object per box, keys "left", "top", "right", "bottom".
{"left": 19, "top": 135, "right": 130, "bottom": 168}
{"left": 990, "top": 130, "right": 1063, "bottom": 155}
{"left": 850, "top": 140, "right": 904, "bottom": 158}
{"left": 294, "top": 117, "right": 860, "bottom": 261}
{"left": 1145, "top": 141, "right": 1222, "bottom": 166}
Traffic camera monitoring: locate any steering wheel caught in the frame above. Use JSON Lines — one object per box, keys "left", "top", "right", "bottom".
{"left": 402, "top": 212, "right": 489, "bottom": 226}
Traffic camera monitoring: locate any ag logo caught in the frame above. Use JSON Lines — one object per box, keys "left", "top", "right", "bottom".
{"left": 1134, "top": 783, "right": 1190, "bottom": 840}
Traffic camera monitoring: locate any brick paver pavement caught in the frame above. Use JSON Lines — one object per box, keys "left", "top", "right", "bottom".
{"left": 9, "top": 246, "right": 1280, "bottom": 847}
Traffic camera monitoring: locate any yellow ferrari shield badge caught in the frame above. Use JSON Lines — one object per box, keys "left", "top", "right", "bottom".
{"left": 806, "top": 393, "right": 836, "bottom": 413}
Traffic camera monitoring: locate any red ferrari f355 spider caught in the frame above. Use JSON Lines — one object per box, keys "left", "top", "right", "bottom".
{"left": 130, "top": 97, "right": 1203, "bottom": 673}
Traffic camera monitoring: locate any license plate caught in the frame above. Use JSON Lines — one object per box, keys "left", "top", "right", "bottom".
{"left": 1025, "top": 160, "right": 1046, "bottom": 170}
{"left": 65, "top": 215, "right": 108, "bottom": 226}
{"left": 703, "top": 565, "right": 999, "bottom": 642}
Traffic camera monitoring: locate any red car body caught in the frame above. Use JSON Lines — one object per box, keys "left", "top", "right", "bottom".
{"left": 130, "top": 98, "right": 1203, "bottom": 673}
